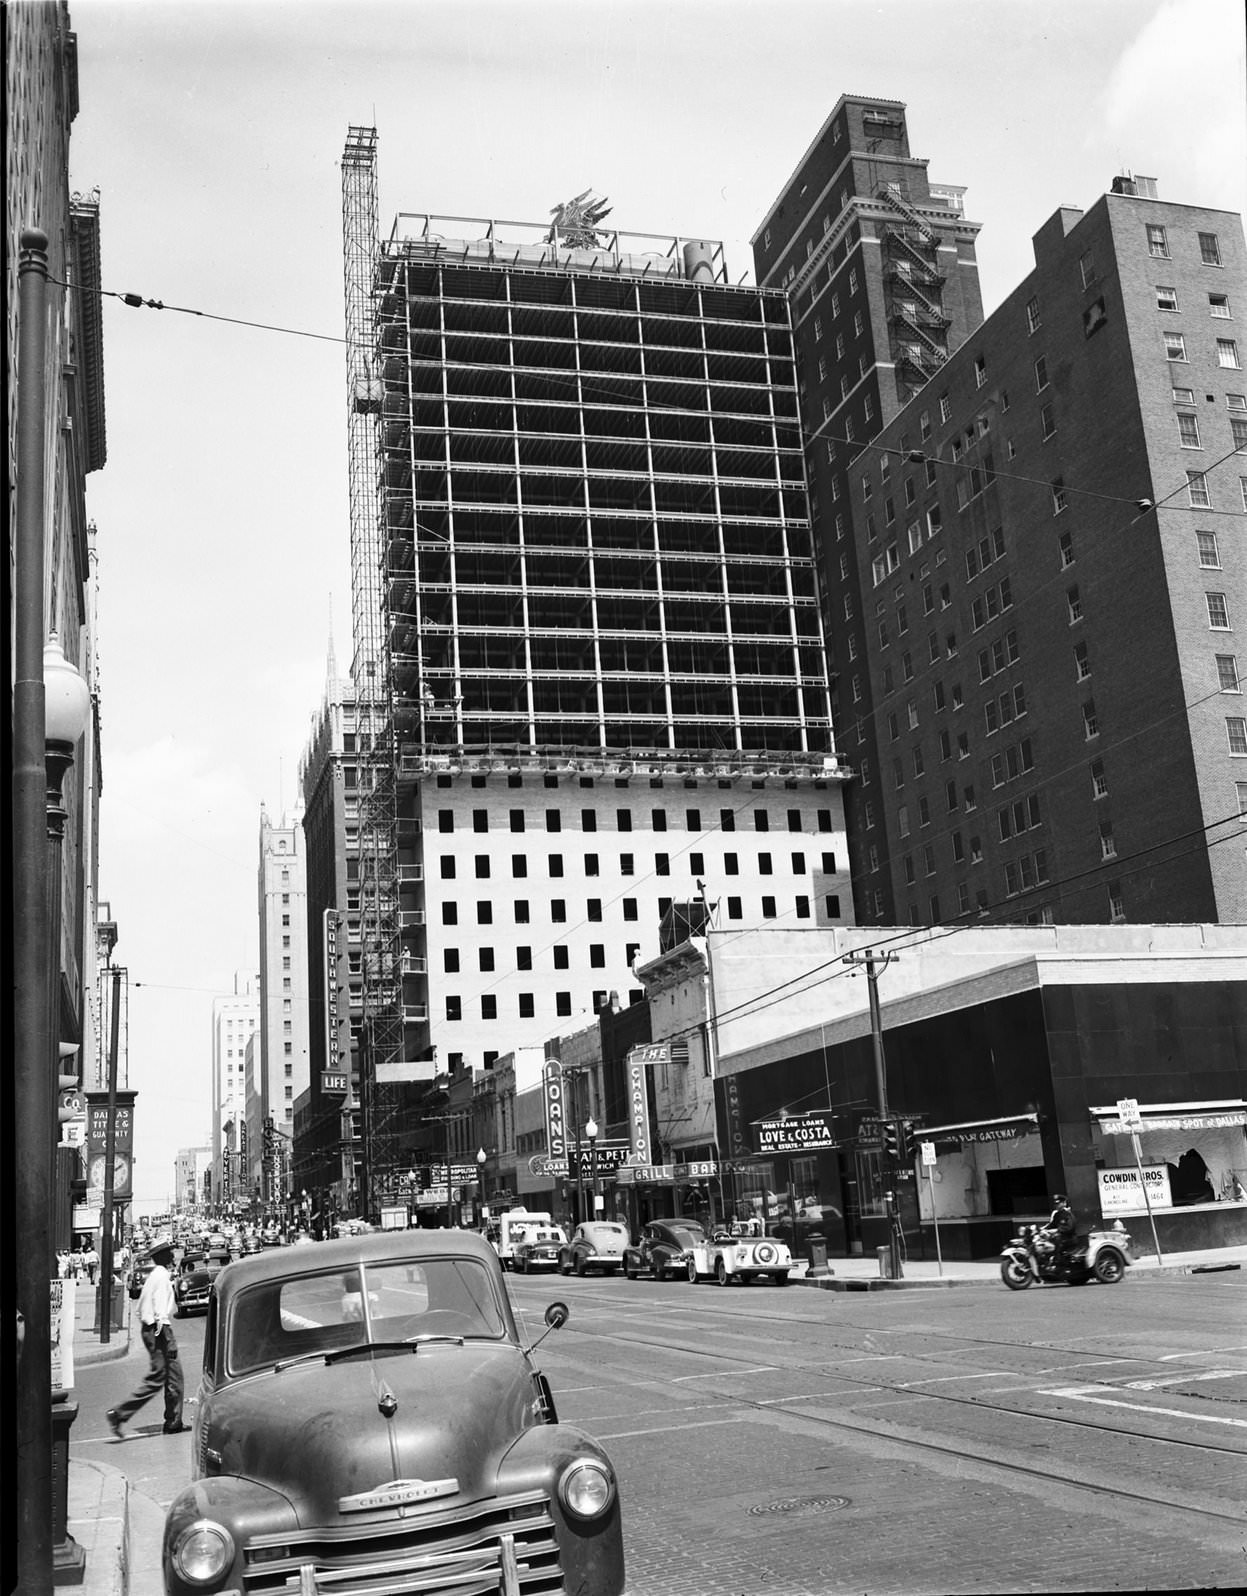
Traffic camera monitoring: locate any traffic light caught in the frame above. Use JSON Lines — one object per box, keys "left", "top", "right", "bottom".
{"left": 882, "top": 1119, "right": 899, "bottom": 1160}
{"left": 883, "top": 1118, "right": 915, "bottom": 1162}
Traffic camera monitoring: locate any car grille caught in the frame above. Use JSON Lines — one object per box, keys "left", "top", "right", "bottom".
{"left": 241, "top": 1490, "right": 565, "bottom": 1595}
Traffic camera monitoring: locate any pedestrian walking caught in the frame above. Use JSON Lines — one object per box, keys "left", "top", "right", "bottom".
{"left": 105, "top": 1236, "right": 186, "bottom": 1437}
{"left": 84, "top": 1243, "right": 99, "bottom": 1285}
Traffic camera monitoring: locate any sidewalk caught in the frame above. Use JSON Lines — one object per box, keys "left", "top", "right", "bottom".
{"left": 65, "top": 1278, "right": 136, "bottom": 1596}
{"left": 790, "top": 1239, "right": 1247, "bottom": 1290}
{"left": 61, "top": 1238, "right": 1245, "bottom": 1595}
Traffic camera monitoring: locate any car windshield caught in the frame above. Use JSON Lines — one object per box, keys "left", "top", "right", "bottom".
{"left": 226, "top": 1256, "right": 508, "bottom": 1376}
{"left": 661, "top": 1224, "right": 705, "bottom": 1246}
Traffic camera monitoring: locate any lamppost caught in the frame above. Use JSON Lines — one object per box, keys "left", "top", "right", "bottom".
{"left": 476, "top": 1148, "right": 487, "bottom": 1228}
{"left": 585, "top": 1118, "right": 599, "bottom": 1217}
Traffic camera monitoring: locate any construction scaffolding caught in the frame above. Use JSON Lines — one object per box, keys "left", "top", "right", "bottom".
{"left": 341, "top": 126, "right": 410, "bottom": 1216}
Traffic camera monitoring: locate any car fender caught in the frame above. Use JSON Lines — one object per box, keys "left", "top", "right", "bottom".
{"left": 163, "top": 1475, "right": 299, "bottom": 1595}
{"left": 496, "top": 1425, "right": 625, "bottom": 1595}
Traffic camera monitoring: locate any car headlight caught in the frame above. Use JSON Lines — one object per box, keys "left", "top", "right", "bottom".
{"left": 558, "top": 1459, "right": 615, "bottom": 1520}
{"left": 171, "top": 1520, "right": 235, "bottom": 1585}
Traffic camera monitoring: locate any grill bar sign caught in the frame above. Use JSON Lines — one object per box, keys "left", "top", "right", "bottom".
{"left": 756, "top": 1112, "right": 836, "bottom": 1153}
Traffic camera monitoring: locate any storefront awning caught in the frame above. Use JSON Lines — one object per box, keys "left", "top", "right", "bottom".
{"left": 919, "top": 1113, "right": 1039, "bottom": 1144}
{"left": 1091, "top": 1100, "right": 1247, "bottom": 1135}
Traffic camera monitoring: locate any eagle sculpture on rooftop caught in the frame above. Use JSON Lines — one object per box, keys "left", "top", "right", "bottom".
{"left": 547, "top": 190, "right": 613, "bottom": 249}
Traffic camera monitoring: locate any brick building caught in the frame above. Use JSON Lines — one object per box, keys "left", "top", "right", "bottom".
{"left": 752, "top": 94, "right": 986, "bottom": 922}
{"left": 842, "top": 182, "right": 1247, "bottom": 925}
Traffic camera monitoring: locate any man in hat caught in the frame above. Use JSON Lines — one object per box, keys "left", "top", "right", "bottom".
{"left": 105, "top": 1235, "right": 186, "bottom": 1437}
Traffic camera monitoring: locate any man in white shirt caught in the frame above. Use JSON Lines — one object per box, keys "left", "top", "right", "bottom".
{"left": 105, "top": 1237, "right": 186, "bottom": 1437}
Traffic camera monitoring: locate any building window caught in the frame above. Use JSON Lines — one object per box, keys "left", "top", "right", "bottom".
{"left": 1074, "top": 641, "right": 1091, "bottom": 680}
{"left": 1083, "top": 701, "right": 1100, "bottom": 739}
{"left": 1188, "top": 471, "right": 1211, "bottom": 507}
{"left": 1173, "top": 385, "right": 1195, "bottom": 404}
{"left": 446, "top": 996, "right": 461, "bottom": 1022}
{"left": 1026, "top": 296, "right": 1041, "bottom": 334}
{"left": 587, "top": 898, "right": 603, "bottom": 920}
{"left": 1040, "top": 402, "right": 1056, "bottom": 439}
{"left": 1231, "top": 417, "right": 1247, "bottom": 451}
{"left": 1207, "top": 592, "right": 1231, "bottom": 628}
{"left": 512, "top": 854, "right": 528, "bottom": 879}
{"left": 1100, "top": 821, "right": 1117, "bottom": 860}
{"left": 727, "top": 896, "right": 742, "bottom": 920}
{"left": 1216, "top": 338, "right": 1241, "bottom": 368}
{"left": 1163, "top": 331, "right": 1187, "bottom": 360}
{"left": 475, "top": 855, "right": 490, "bottom": 879}
{"left": 1146, "top": 223, "right": 1169, "bottom": 258}
{"left": 477, "top": 901, "right": 492, "bottom": 925}
{"left": 1155, "top": 286, "right": 1178, "bottom": 312}
{"left": 1236, "top": 781, "right": 1247, "bottom": 821}
{"left": 1210, "top": 292, "right": 1231, "bottom": 318}
{"left": 1108, "top": 882, "right": 1125, "bottom": 922}
{"left": 1198, "top": 231, "right": 1222, "bottom": 267}
{"left": 481, "top": 995, "right": 497, "bottom": 1021}
{"left": 546, "top": 809, "right": 561, "bottom": 832}
{"left": 1177, "top": 412, "right": 1201, "bottom": 447}
{"left": 1067, "top": 586, "right": 1083, "bottom": 624}
{"left": 1226, "top": 717, "right": 1247, "bottom": 756}
{"left": 1051, "top": 478, "right": 1068, "bottom": 514}
{"left": 1091, "top": 759, "right": 1109, "bottom": 800}
{"left": 1198, "top": 530, "right": 1221, "bottom": 567}
{"left": 1059, "top": 531, "right": 1075, "bottom": 568}
{"left": 974, "top": 355, "right": 987, "bottom": 388}
{"left": 519, "top": 993, "right": 535, "bottom": 1019}
{"left": 1216, "top": 655, "right": 1240, "bottom": 692}
{"left": 1034, "top": 355, "right": 1049, "bottom": 391}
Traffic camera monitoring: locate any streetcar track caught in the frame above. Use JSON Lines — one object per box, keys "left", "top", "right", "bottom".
{"left": 528, "top": 1279, "right": 1244, "bottom": 1386}
{"left": 563, "top": 1328, "right": 1247, "bottom": 1528}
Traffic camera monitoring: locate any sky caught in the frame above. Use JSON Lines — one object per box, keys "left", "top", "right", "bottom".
{"left": 64, "top": 0, "right": 1247, "bottom": 1210}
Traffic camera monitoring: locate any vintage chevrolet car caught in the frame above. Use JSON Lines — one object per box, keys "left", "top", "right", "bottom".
{"left": 512, "top": 1225, "right": 568, "bottom": 1274}
{"left": 173, "top": 1255, "right": 212, "bottom": 1317}
{"left": 558, "top": 1222, "right": 629, "bottom": 1277}
{"left": 623, "top": 1218, "right": 709, "bottom": 1281}
{"left": 686, "top": 1228, "right": 794, "bottom": 1285}
{"left": 162, "top": 1229, "right": 624, "bottom": 1595}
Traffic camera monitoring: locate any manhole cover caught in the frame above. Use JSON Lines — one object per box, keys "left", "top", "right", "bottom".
{"left": 749, "top": 1495, "right": 851, "bottom": 1518}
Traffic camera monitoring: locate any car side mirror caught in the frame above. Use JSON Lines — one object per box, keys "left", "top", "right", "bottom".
{"left": 525, "top": 1300, "right": 569, "bottom": 1356}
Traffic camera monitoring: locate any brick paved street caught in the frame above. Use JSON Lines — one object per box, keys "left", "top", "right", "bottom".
{"left": 526, "top": 1272, "right": 1247, "bottom": 1594}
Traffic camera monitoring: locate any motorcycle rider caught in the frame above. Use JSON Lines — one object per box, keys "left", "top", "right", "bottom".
{"left": 1040, "top": 1194, "right": 1077, "bottom": 1273}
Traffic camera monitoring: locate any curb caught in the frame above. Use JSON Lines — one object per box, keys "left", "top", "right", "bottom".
{"left": 796, "top": 1271, "right": 984, "bottom": 1291}
{"left": 66, "top": 1459, "right": 128, "bottom": 1596}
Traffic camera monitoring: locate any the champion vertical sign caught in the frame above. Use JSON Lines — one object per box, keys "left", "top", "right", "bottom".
{"left": 626, "top": 1046, "right": 659, "bottom": 1165}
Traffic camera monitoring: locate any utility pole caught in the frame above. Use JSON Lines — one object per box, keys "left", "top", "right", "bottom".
{"left": 842, "top": 947, "right": 903, "bottom": 1279}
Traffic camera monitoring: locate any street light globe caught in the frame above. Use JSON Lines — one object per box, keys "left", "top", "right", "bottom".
{"left": 476, "top": 1148, "right": 486, "bottom": 1166}
{"left": 43, "top": 632, "right": 91, "bottom": 743}
{"left": 585, "top": 1117, "right": 599, "bottom": 1141}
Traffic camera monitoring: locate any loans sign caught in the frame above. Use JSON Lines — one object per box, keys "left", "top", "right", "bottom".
{"left": 755, "top": 1112, "right": 836, "bottom": 1154}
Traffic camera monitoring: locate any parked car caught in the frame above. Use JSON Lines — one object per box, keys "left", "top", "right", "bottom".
{"left": 513, "top": 1224, "right": 568, "bottom": 1273}
{"left": 173, "top": 1256, "right": 212, "bottom": 1317}
{"left": 623, "top": 1218, "right": 709, "bottom": 1280}
{"left": 686, "top": 1228, "right": 794, "bottom": 1285}
{"left": 259, "top": 1226, "right": 282, "bottom": 1247}
{"left": 559, "top": 1221, "right": 630, "bottom": 1277}
{"left": 161, "top": 1228, "right": 624, "bottom": 1596}
{"left": 126, "top": 1257, "right": 154, "bottom": 1301}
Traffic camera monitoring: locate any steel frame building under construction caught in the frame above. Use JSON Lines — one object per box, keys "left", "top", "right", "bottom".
{"left": 341, "top": 127, "right": 851, "bottom": 1209}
